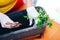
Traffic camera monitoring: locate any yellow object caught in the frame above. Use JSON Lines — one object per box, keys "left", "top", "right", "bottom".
{"left": 0, "top": 0, "right": 17, "bottom": 13}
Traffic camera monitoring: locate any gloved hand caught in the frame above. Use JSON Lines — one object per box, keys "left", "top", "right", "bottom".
{"left": 26, "top": 6, "right": 39, "bottom": 25}
{"left": 0, "top": 12, "right": 21, "bottom": 28}
{"left": 24, "top": 0, "right": 39, "bottom": 25}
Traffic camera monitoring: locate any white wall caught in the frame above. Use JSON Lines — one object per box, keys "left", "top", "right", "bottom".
{"left": 36, "top": 0, "right": 60, "bottom": 24}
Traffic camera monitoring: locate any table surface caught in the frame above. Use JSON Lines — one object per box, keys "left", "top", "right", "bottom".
{"left": 18, "top": 4, "right": 60, "bottom": 40}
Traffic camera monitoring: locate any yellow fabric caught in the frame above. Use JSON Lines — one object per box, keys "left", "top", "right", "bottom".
{"left": 0, "top": 0, "right": 17, "bottom": 13}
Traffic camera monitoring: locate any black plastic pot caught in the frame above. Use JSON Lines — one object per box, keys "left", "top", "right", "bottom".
{"left": 0, "top": 25, "right": 46, "bottom": 40}
{"left": 0, "top": 7, "right": 46, "bottom": 40}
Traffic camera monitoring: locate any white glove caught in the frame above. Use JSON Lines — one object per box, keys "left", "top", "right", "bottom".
{"left": 0, "top": 12, "right": 20, "bottom": 28}
{"left": 26, "top": 6, "right": 39, "bottom": 25}
{"left": 27, "top": 6, "right": 39, "bottom": 19}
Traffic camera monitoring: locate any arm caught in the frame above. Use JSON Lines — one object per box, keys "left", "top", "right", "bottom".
{"left": 26, "top": 0, "right": 34, "bottom": 7}
{"left": 24, "top": 0, "right": 39, "bottom": 25}
{"left": 0, "top": 12, "right": 20, "bottom": 28}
